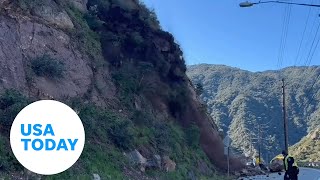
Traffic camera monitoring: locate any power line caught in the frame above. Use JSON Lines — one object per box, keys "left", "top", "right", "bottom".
{"left": 277, "top": 5, "right": 288, "bottom": 68}
{"left": 297, "top": 17, "right": 320, "bottom": 103}
{"left": 294, "top": 3, "right": 312, "bottom": 66}
{"left": 277, "top": 3, "right": 292, "bottom": 69}
{"left": 295, "top": 4, "right": 320, "bottom": 94}
{"left": 297, "top": 6, "right": 319, "bottom": 65}
{"left": 308, "top": 34, "right": 320, "bottom": 66}
{"left": 306, "top": 5, "right": 320, "bottom": 66}
{"left": 304, "top": 21, "right": 320, "bottom": 66}
{"left": 294, "top": 0, "right": 317, "bottom": 89}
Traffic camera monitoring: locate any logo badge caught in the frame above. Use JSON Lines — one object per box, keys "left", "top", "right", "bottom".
{"left": 10, "top": 100, "right": 85, "bottom": 175}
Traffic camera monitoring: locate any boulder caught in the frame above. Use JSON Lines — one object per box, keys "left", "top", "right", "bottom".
{"left": 126, "top": 149, "right": 147, "bottom": 164}
{"left": 269, "top": 159, "right": 284, "bottom": 172}
{"left": 93, "top": 174, "right": 100, "bottom": 180}
{"left": 154, "top": 155, "right": 161, "bottom": 168}
{"left": 162, "top": 156, "right": 176, "bottom": 172}
{"left": 146, "top": 154, "right": 161, "bottom": 169}
{"left": 311, "top": 129, "right": 320, "bottom": 140}
{"left": 69, "top": 0, "right": 88, "bottom": 12}
{"left": 234, "top": 166, "right": 265, "bottom": 177}
{"left": 125, "top": 152, "right": 177, "bottom": 173}
{"left": 125, "top": 149, "right": 147, "bottom": 172}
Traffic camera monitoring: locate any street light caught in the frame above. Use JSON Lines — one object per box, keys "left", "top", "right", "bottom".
{"left": 239, "top": 1, "right": 255, "bottom": 7}
{"left": 240, "top": 1, "right": 320, "bottom": 8}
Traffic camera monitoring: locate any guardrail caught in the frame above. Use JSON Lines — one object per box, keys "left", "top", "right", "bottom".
{"left": 298, "top": 162, "right": 320, "bottom": 169}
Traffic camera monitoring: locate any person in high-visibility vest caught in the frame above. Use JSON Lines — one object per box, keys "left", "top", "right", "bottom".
{"left": 282, "top": 150, "right": 299, "bottom": 180}
{"left": 255, "top": 157, "right": 260, "bottom": 166}
{"left": 254, "top": 156, "right": 263, "bottom": 165}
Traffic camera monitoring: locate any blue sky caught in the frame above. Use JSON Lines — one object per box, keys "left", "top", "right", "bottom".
{"left": 142, "top": 0, "right": 320, "bottom": 72}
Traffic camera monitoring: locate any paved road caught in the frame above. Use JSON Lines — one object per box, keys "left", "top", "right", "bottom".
{"left": 240, "top": 167, "right": 320, "bottom": 180}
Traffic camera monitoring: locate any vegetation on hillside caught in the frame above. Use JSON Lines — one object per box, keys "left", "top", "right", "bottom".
{"left": 290, "top": 128, "right": 320, "bottom": 162}
{"left": 0, "top": 90, "right": 227, "bottom": 179}
{"left": 31, "top": 54, "right": 65, "bottom": 79}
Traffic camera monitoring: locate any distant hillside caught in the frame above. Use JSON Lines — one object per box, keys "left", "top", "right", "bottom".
{"left": 187, "top": 64, "right": 320, "bottom": 161}
{"left": 291, "top": 128, "right": 320, "bottom": 162}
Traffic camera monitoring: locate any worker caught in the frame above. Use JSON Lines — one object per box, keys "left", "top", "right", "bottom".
{"left": 255, "top": 157, "right": 263, "bottom": 165}
{"left": 282, "top": 150, "right": 299, "bottom": 180}
{"left": 255, "top": 156, "right": 261, "bottom": 166}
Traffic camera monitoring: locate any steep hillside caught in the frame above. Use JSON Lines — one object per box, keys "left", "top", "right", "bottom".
{"left": 291, "top": 128, "right": 320, "bottom": 162}
{"left": 0, "top": 1, "right": 239, "bottom": 179}
{"left": 187, "top": 64, "right": 320, "bottom": 161}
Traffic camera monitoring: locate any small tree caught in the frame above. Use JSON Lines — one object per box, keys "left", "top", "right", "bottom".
{"left": 31, "top": 54, "right": 65, "bottom": 79}
{"left": 195, "top": 82, "right": 204, "bottom": 96}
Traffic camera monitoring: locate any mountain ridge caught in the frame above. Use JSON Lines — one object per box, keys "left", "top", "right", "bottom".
{"left": 187, "top": 64, "right": 320, "bottom": 161}
{"left": 188, "top": 63, "right": 320, "bottom": 73}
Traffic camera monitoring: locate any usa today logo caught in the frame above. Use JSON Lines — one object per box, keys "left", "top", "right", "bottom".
{"left": 10, "top": 100, "right": 85, "bottom": 175}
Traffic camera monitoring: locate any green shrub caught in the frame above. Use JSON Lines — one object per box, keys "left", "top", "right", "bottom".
{"left": 0, "top": 90, "right": 29, "bottom": 130}
{"left": 132, "top": 110, "right": 152, "bottom": 126}
{"left": 112, "top": 72, "right": 138, "bottom": 106}
{"left": 153, "top": 121, "right": 184, "bottom": 157}
{"left": 0, "top": 136, "right": 24, "bottom": 172}
{"left": 186, "top": 124, "right": 201, "bottom": 148}
{"left": 128, "top": 32, "right": 144, "bottom": 46}
{"left": 108, "top": 117, "right": 135, "bottom": 150}
{"left": 195, "top": 83, "right": 204, "bottom": 96}
{"left": 84, "top": 14, "right": 104, "bottom": 31}
{"left": 0, "top": 91, "right": 28, "bottom": 172}
{"left": 31, "top": 54, "right": 65, "bottom": 79}
{"left": 134, "top": 127, "right": 154, "bottom": 146}
{"left": 0, "top": 90, "right": 28, "bottom": 110}
{"left": 111, "top": 63, "right": 143, "bottom": 108}
{"left": 75, "top": 103, "right": 135, "bottom": 150}
{"left": 66, "top": 5, "right": 104, "bottom": 66}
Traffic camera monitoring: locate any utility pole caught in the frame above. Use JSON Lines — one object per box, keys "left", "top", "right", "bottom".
{"left": 250, "top": 133, "right": 253, "bottom": 156}
{"left": 282, "top": 78, "right": 289, "bottom": 153}
{"left": 258, "top": 124, "right": 261, "bottom": 164}
{"left": 223, "top": 135, "right": 231, "bottom": 177}
{"left": 227, "top": 146, "right": 230, "bottom": 177}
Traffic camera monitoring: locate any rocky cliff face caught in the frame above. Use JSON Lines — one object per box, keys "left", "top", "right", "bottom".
{"left": 0, "top": 0, "right": 115, "bottom": 103}
{"left": 0, "top": 16, "right": 90, "bottom": 95}
{"left": 0, "top": 1, "right": 236, "bottom": 179}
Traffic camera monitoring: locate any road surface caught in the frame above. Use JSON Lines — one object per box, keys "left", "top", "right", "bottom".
{"left": 240, "top": 167, "right": 320, "bottom": 180}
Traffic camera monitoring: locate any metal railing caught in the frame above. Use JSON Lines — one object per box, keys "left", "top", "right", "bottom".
{"left": 298, "top": 162, "right": 320, "bottom": 169}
